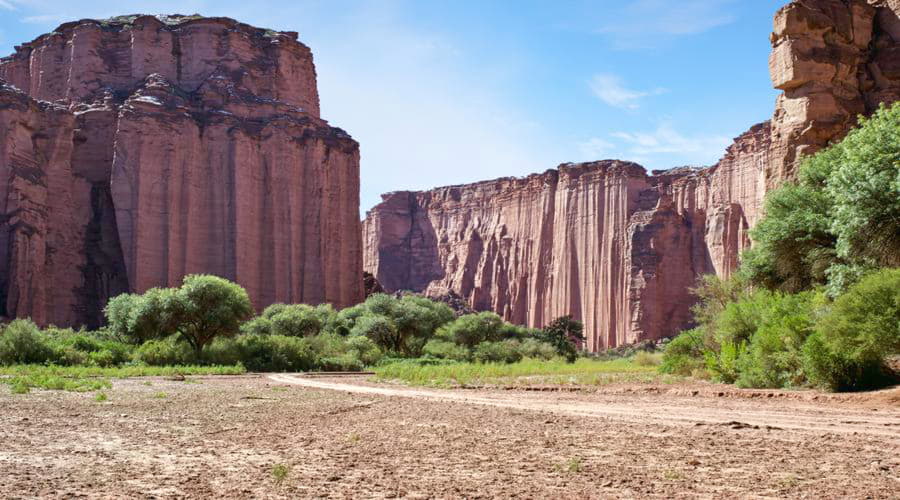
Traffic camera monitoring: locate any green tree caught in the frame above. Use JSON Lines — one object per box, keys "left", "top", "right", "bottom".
{"left": 171, "top": 274, "right": 254, "bottom": 359}
{"left": 538, "top": 315, "right": 585, "bottom": 363}
{"left": 826, "top": 104, "right": 900, "bottom": 268}
{"left": 437, "top": 312, "right": 504, "bottom": 348}
{"left": 743, "top": 102, "right": 900, "bottom": 294}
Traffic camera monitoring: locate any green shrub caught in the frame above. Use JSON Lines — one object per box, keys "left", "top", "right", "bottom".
{"left": 438, "top": 312, "right": 504, "bottom": 348}
{"left": 536, "top": 315, "right": 585, "bottom": 362}
{"left": 422, "top": 339, "right": 470, "bottom": 361}
{"left": 269, "top": 304, "right": 324, "bottom": 337}
{"left": 234, "top": 335, "right": 315, "bottom": 372}
{"left": 802, "top": 268, "right": 900, "bottom": 390}
{"left": 735, "top": 292, "right": 818, "bottom": 388}
{"left": 660, "top": 328, "right": 706, "bottom": 375}
{"left": 473, "top": 340, "right": 523, "bottom": 364}
{"left": 350, "top": 315, "right": 400, "bottom": 352}
{"left": 134, "top": 336, "right": 193, "bottom": 366}
{"left": 516, "top": 338, "right": 558, "bottom": 361}
{"left": 633, "top": 351, "right": 662, "bottom": 367}
{"left": 0, "top": 319, "right": 52, "bottom": 365}
{"left": 344, "top": 335, "right": 384, "bottom": 366}
{"left": 240, "top": 316, "right": 273, "bottom": 336}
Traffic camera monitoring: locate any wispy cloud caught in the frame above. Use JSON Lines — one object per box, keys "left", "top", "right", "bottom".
{"left": 612, "top": 123, "right": 731, "bottom": 163}
{"left": 21, "top": 14, "right": 69, "bottom": 24}
{"left": 0, "top": 0, "right": 15, "bottom": 11}
{"left": 579, "top": 137, "right": 614, "bottom": 159}
{"left": 579, "top": 123, "right": 732, "bottom": 167}
{"left": 597, "top": 0, "right": 738, "bottom": 49}
{"left": 589, "top": 73, "right": 665, "bottom": 109}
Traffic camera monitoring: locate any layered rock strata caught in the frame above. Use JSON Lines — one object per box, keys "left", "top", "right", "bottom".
{"left": 0, "top": 15, "right": 363, "bottom": 327}
{"left": 363, "top": 0, "right": 900, "bottom": 350}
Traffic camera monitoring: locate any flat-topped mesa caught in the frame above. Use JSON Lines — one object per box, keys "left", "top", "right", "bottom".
{"left": 0, "top": 15, "right": 363, "bottom": 328}
{"left": 363, "top": 0, "right": 900, "bottom": 351}
{"left": 0, "top": 14, "right": 320, "bottom": 116}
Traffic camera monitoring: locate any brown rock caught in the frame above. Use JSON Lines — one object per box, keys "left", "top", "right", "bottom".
{"left": 0, "top": 15, "right": 362, "bottom": 327}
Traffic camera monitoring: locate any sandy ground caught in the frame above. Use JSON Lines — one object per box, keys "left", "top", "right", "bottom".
{"left": 0, "top": 374, "right": 898, "bottom": 499}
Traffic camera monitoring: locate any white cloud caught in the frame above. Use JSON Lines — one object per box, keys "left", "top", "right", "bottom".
{"left": 21, "top": 14, "right": 68, "bottom": 24}
{"left": 589, "top": 73, "right": 665, "bottom": 109}
{"left": 578, "top": 137, "right": 614, "bottom": 159}
{"left": 0, "top": 0, "right": 15, "bottom": 11}
{"left": 597, "top": 0, "right": 737, "bottom": 49}
{"left": 611, "top": 123, "right": 731, "bottom": 164}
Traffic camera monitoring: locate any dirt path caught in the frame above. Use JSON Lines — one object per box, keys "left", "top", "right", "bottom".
{"left": 271, "top": 374, "right": 900, "bottom": 440}
{"left": 2, "top": 375, "right": 898, "bottom": 498}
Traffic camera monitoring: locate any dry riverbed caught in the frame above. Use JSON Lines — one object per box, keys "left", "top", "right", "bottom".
{"left": 1, "top": 374, "right": 898, "bottom": 498}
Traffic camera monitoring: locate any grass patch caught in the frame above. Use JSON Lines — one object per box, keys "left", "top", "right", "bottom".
{"left": 271, "top": 463, "right": 290, "bottom": 485}
{"left": 0, "top": 364, "right": 245, "bottom": 379}
{"left": 3, "top": 373, "right": 111, "bottom": 393}
{"left": 374, "top": 358, "right": 664, "bottom": 387}
{"left": 153, "top": 391, "right": 168, "bottom": 399}
{"left": 0, "top": 364, "right": 244, "bottom": 394}
{"left": 94, "top": 391, "right": 108, "bottom": 402}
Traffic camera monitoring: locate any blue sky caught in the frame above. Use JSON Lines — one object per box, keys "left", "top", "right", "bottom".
{"left": 0, "top": 0, "right": 788, "bottom": 213}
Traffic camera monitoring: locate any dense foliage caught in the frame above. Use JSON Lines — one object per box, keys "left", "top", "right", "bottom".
{"left": 743, "top": 103, "right": 900, "bottom": 296}
{"left": 664, "top": 105, "right": 900, "bottom": 392}
{"left": 660, "top": 104, "right": 900, "bottom": 390}
{"left": 0, "top": 286, "right": 585, "bottom": 372}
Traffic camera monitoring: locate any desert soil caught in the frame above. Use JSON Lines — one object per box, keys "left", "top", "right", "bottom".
{"left": 0, "top": 374, "right": 898, "bottom": 499}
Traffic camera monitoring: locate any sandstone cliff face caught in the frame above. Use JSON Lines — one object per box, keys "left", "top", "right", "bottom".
{"left": 0, "top": 15, "right": 362, "bottom": 327}
{"left": 768, "top": 0, "right": 900, "bottom": 184}
{"left": 363, "top": 0, "right": 900, "bottom": 351}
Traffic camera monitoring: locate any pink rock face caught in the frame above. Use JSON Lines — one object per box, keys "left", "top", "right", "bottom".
{"left": 0, "top": 15, "right": 362, "bottom": 327}
{"left": 363, "top": 0, "right": 900, "bottom": 351}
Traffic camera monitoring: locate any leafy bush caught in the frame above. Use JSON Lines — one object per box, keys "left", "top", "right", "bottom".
{"left": 473, "top": 340, "right": 523, "bottom": 364}
{"left": 659, "top": 328, "right": 706, "bottom": 375}
{"left": 517, "top": 338, "right": 558, "bottom": 360}
{"left": 231, "top": 335, "right": 315, "bottom": 372}
{"left": 134, "top": 336, "right": 194, "bottom": 366}
{"left": 0, "top": 319, "right": 52, "bottom": 365}
{"left": 802, "top": 269, "right": 900, "bottom": 390}
{"left": 350, "top": 315, "right": 399, "bottom": 352}
{"left": 422, "top": 339, "right": 470, "bottom": 361}
{"left": 438, "top": 312, "right": 505, "bottom": 348}
{"left": 344, "top": 335, "right": 384, "bottom": 366}
{"left": 248, "top": 303, "right": 326, "bottom": 337}
{"left": 735, "top": 291, "right": 819, "bottom": 388}
{"left": 633, "top": 351, "right": 662, "bottom": 367}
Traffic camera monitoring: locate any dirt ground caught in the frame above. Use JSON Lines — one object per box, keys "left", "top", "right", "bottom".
{"left": 0, "top": 374, "right": 898, "bottom": 499}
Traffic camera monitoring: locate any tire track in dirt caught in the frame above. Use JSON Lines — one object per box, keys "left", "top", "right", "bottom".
{"left": 269, "top": 374, "right": 900, "bottom": 440}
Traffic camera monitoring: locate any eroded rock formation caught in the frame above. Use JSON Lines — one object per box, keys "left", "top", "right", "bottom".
{"left": 0, "top": 15, "right": 363, "bottom": 327}
{"left": 363, "top": 0, "right": 900, "bottom": 351}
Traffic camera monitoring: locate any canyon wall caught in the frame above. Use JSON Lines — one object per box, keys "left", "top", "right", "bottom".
{"left": 0, "top": 15, "right": 363, "bottom": 328}
{"left": 363, "top": 0, "right": 900, "bottom": 351}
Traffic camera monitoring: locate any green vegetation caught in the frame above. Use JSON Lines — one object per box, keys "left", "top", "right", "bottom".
{"left": 271, "top": 464, "right": 290, "bottom": 485}
{"left": 663, "top": 103, "right": 900, "bottom": 392}
{"left": 1, "top": 283, "right": 586, "bottom": 393}
{"left": 743, "top": 103, "right": 900, "bottom": 296}
{"left": 374, "top": 357, "right": 660, "bottom": 387}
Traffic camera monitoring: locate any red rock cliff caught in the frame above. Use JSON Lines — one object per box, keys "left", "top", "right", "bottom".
{"left": 363, "top": 0, "right": 900, "bottom": 351}
{"left": 0, "top": 15, "right": 363, "bottom": 327}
